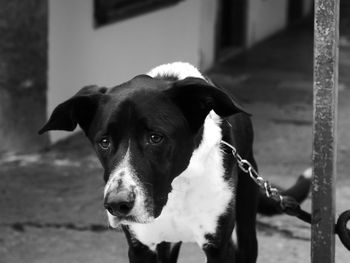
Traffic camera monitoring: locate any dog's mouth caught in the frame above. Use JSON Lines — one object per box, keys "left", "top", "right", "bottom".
{"left": 121, "top": 214, "right": 154, "bottom": 224}
{"left": 104, "top": 182, "right": 167, "bottom": 228}
{"left": 124, "top": 215, "right": 155, "bottom": 224}
{"left": 107, "top": 212, "right": 155, "bottom": 227}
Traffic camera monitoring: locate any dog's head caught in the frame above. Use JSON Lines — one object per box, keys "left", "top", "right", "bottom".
{"left": 39, "top": 75, "right": 246, "bottom": 226}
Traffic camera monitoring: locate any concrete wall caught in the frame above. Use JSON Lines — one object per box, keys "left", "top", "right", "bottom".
{"left": 246, "top": 0, "right": 289, "bottom": 47}
{"left": 48, "top": 0, "right": 217, "bottom": 141}
{"left": 0, "top": 0, "right": 49, "bottom": 153}
{"left": 199, "top": 0, "right": 219, "bottom": 69}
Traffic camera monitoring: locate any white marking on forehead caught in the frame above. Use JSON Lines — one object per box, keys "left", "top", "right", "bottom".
{"left": 104, "top": 143, "right": 153, "bottom": 226}
{"left": 104, "top": 146, "right": 133, "bottom": 197}
{"left": 147, "top": 62, "right": 205, "bottom": 80}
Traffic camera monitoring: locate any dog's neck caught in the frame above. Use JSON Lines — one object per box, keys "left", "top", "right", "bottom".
{"left": 128, "top": 110, "right": 233, "bottom": 249}
{"left": 185, "top": 111, "right": 223, "bottom": 167}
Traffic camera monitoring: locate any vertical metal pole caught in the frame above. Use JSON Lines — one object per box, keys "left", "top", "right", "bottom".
{"left": 312, "top": 0, "right": 339, "bottom": 262}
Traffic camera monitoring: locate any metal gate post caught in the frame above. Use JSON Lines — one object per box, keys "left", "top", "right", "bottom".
{"left": 312, "top": 0, "right": 339, "bottom": 262}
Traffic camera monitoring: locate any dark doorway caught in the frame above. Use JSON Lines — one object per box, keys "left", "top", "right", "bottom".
{"left": 288, "top": 0, "right": 303, "bottom": 26}
{"left": 216, "top": 0, "right": 246, "bottom": 59}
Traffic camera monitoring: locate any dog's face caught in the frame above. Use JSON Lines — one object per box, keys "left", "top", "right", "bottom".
{"left": 39, "top": 75, "right": 245, "bottom": 226}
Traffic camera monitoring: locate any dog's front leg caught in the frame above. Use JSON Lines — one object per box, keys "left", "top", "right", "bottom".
{"left": 157, "top": 242, "right": 182, "bottom": 263}
{"left": 127, "top": 242, "right": 158, "bottom": 263}
{"left": 203, "top": 238, "right": 236, "bottom": 263}
{"left": 235, "top": 157, "right": 259, "bottom": 263}
{"left": 201, "top": 207, "right": 237, "bottom": 263}
{"left": 123, "top": 226, "right": 158, "bottom": 263}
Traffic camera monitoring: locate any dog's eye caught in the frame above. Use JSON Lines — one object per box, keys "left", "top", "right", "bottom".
{"left": 149, "top": 133, "right": 164, "bottom": 144}
{"left": 99, "top": 137, "right": 110, "bottom": 150}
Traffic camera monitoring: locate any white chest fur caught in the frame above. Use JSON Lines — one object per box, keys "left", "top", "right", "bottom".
{"left": 128, "top": 112, "right": 234, "bottom": 250}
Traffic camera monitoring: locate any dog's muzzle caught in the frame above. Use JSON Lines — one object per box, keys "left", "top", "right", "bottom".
{"left": 104, "top": 189, "right": 136, "bottom": 217}
{"left": 104, "top": 171, "right": 155, "bottom": 226}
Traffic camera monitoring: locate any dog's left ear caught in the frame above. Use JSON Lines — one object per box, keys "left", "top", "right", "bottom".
{"left": 38, "top": 85, "right": 107, "bottom": 135}
{"left": 165, "top": 77, "right": 249, "bottom": 131}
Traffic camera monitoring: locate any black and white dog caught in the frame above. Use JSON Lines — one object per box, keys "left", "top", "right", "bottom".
{"left": 39, "top": 62, "right": 311, "bottom": 263}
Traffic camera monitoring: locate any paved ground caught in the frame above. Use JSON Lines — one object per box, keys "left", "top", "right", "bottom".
{"left": 1, "top": 23, "right": 350, "bottom": 262}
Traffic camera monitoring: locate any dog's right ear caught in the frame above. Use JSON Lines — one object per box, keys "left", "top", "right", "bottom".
{"left": 38, "top": 85, "right": 107, "bottom": 135}
{"left": 164, "top": 77, "right": 249, "bottom": 132}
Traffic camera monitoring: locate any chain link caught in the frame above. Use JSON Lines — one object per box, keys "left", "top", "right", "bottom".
{"left": 222, "top": 140, "right": 350, "bottom": 251}
{"left": 221, "top": 140, "right": 283, "bottom": 203}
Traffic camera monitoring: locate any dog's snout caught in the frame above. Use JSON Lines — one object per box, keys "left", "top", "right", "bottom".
{"left": 104, "top": 190, "right": 135, "bottom": 217}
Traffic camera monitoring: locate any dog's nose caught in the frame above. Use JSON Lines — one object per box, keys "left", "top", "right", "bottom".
{"left": 104, "top": 190, "right": 135, "bottom": 217}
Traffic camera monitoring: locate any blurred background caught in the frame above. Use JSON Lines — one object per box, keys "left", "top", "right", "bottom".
{"left": 0, "top": 0, "right": 349, "bottom": 262}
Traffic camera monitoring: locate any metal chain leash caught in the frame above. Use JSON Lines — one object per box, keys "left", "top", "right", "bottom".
{"left": 220, "top": 140, "right": 282, "bottom": 203}
{"left": 221, "top": 140, "right": 350, "bottom": 251}
{"left": 220, "top": 140, "right": 312, "bottom": 221}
